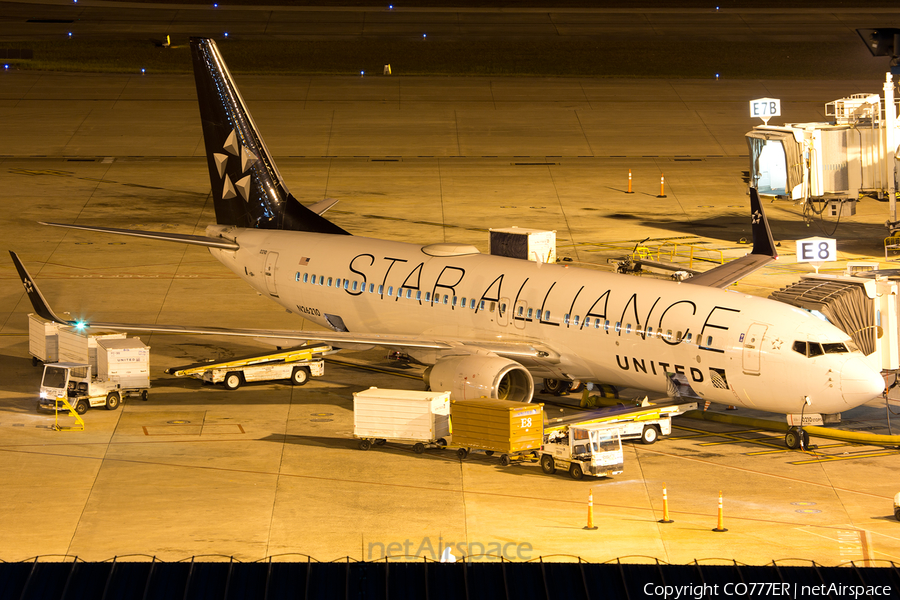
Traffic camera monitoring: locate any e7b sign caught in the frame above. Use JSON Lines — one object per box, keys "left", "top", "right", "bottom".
{"left": 749, "top": 98, "right": 781, "bottom": 119}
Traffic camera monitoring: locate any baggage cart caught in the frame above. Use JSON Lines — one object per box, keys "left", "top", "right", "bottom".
{"left": 450, "top": 399, "right": 544, "bottom": 465}
{"left": 353, "top": 387, "right": 451, "bottom": 453}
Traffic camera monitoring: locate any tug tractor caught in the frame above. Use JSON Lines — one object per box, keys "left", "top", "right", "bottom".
{"left": 38, "top": 362, "right": 148, "bottom": 414}
{"left": 539, "top": 423, "right": 624, "bottom": 480}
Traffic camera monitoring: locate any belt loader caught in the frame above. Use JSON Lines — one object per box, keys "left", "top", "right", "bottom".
{"left": 166, "top": 344, "right": 330, "bottom": 390}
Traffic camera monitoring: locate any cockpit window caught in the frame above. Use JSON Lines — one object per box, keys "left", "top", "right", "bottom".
{"left": 793, "top": 340, "right": 830, "bottom": 357}
{"left": 823, "top": 343, "right": 849, "bottom": 354}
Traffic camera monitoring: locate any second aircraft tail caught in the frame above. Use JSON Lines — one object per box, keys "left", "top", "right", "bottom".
{"left": 190, "top": 38, "right": 349, "bottom": 235}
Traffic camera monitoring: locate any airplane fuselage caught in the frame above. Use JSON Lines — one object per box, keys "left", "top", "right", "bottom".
{"left": 208, "top": 226, "right": 884, "bottom": 415}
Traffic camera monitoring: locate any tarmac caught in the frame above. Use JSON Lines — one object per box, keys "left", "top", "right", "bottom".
{"left": 2, "top": 67, "right": 900, "bottom": 567}
{"left": 2, "top": 0, "right": 900, "bottom": 571}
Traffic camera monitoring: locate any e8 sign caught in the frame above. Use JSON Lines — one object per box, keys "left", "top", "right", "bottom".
{"left": 795, "top": 237, "right": 836, "bottom": 263}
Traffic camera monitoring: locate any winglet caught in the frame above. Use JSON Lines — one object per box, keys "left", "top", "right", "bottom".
{"left": 683, "top": 188, "right": 777, "bottom": 288}
{"left": 8, "top": 251, "right": 74, "bottom": 325}
{"left": 749, "top": 187, "right": 777, "bottom": 259}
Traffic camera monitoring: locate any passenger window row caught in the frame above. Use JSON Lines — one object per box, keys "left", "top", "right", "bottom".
{"left": 559, "top": 313, "right": 712, "bottom": 346}
{"left": 296, "top": 272, "right": 496, "bottom": 309}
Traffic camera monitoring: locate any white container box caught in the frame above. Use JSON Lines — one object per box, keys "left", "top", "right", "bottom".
{"left": 489, "top": 227, "right": 557, "bottom": 263}
{"left": 97, "top": 338, "right": 150, "bottom": 389}
{"left": 353, "top": 387, "right": 451, "bottom": 443}
{"left": 57, "top": 327, "right": 127, "bottom": 376}
{"left": 28, "top": 313, "right": 60, "bottom": 363}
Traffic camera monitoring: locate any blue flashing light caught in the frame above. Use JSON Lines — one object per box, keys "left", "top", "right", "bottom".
{"left": 4, "top": 64, "right": 8, "bottom": 70}
{"left": 214, "top": 3, "right": 218, "bottom": 6}
{"left": 141, "top": 68, "right": 146, "bottom": 74}
{"left": 224, "top": 32, "right": 229, "bottom": 37}
{"left": 389, "top": 4, "right": 393, "bottom": 8}
{"left": 715, "top": 73, "right": 720, "bottom": 79}
{"left": 423, "top": 33, "right": 426, "bottom": 38}
{"left": 75, "top": 321, "right": 86, "bottom": 331}
{"left": 360, "top": 70, "right": 364, "bottom": 75}
{"left": 68, "top": 32, "right": 72, "bottom": 38}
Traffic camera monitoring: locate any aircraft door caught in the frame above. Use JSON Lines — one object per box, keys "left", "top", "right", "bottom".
{"left": 497, "top": 297, "right": 510, "bottom": 327}
{"left": 264, "top": 251, "right": 279, "bottom": 297}
{"left": 741, "top": 322, "right": 768, "bottom": 375}
{"left": 513, "top": 300, "right": 527, "bottom": 330}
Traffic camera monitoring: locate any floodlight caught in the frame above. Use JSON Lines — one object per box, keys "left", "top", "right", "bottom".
{"left": 857, "top": 28, "right": 900, "bottom": 68}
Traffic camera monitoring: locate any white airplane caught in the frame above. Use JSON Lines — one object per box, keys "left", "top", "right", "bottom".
{"left": 10, "top": 38, "right": 884, "bottom": 448}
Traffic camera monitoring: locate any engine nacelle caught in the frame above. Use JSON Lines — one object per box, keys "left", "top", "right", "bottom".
{"left": 425, "top": 355, "right": 534, "bottom": 403}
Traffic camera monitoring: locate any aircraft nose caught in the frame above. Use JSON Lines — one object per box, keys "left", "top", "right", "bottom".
{"left": 840, "top": 356, "right": 885, "bottom": 407}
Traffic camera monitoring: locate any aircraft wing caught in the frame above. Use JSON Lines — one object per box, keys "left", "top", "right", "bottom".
{"left": 9, "top": 251, "right": 559, "bottom": 362}
{"left": 683, "top": 188, "right": 778, "bottom": 288}
{"left": 40, "top": 222, "right": 240, "bottom": 250}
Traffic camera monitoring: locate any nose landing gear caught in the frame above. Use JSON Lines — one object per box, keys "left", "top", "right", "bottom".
{"left": 784, "top": 427, "right": 809, "bottom": 450}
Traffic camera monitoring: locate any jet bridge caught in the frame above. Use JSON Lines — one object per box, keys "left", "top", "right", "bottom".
{"left": 746, "top": 74, "right": 899, "bottom": 229}
{"left": 769, "top": 273, "right": 900, "bottom": 372}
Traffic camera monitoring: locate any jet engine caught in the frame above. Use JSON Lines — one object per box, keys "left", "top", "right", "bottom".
{"left": 424, "top": 354, "right": 534, "bottom": 403}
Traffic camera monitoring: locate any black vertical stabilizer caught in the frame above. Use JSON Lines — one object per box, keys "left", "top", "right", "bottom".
{"left": 190, "top": 38, "right": 349, "bottom": 235}
{"left": 749, "top": 187, "right": 777, "bottom": 258}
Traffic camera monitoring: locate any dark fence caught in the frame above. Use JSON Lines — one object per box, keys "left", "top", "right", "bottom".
{"left": 1, "top": 557, "right": 898, "bottom": 600}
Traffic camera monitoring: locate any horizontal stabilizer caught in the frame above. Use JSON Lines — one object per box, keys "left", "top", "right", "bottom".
{"left": 40, "top": 222, "right": 240, "bottom": 250}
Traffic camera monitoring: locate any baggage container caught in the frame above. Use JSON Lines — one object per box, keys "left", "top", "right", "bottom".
{"left": 97, "top": 338, "right": 150, "bottom": 390}
{"left": 450, "top": 399, "right": 543, "bottom": 460}
{"left": 353, "top": 387, "right": 451, "bottom": 453}
{"left": 28, "top": 313, "right": 60, "bottom": 364}
{"left": 57, "top": 327, "right": 127, "bottom": 376}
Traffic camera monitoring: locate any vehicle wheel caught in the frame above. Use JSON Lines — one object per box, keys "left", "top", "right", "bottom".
{"left": 569, "top": 381, "right": 585, "bottom": 394}
{"left": 540, "top": 454, "right": 556, "bottom": 474}
{"left": 140, "top": 389, "right": 149, "bottom": 401}
{"left": 374, "top": 439, "right": 386, "bottom": 446}
{"left": 895, "top": 507, "right": 900, "bottom": 522}
{"left": 457, "top": 448, "right": 468, "bottom": 460}
{"left": 543, "top": 379, "right": 568, "bottom": 396}
{"left": 485, "top": 450, "right": 494, "bottom": 456}
{"left": 641, "top": 425, "right": 659, "bottom": 445}
{"left": 75, "top": 400, "right": 88, "bottom": 415}
{"left": 291, "top": 366, "right": 310, "bottom": 386}
{"left": 413, "top": 443, "right": 426, "bottom": 454}
{"left": 436, "top": 438, "right": 447, "bottom": 447}
{"left": 32, "top": 356, "right": 39, "bottom": 367}
{"left": 358, "top": 439, "right": 371, "bottom": 451}
{"left": 500, "top": 454, "right": 511, "bottom": 466}
{"left": 105, "top": 392, "right": 121, "bottom": 410}
{"left": 785, "top": 428, "right": 801, "bottom": 450}
{"left": 224, "top": 372, "right": 242, "bottom": 390}
{"left": 570, "top": 463, "right": 584, "bottom": 480}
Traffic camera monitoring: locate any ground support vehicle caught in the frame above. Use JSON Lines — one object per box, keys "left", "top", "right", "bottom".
{"left": 450, "top": 399, "right": 544, "bottom": 465}
{"left": 540, "top": 422, "right": 624, "bottom": 480}
{"left": 353, "top": 388, "right": 451, "bottom": 453}
{"left": 547, "top": 398, "right": 697, "bottom": 445}
{"left": 166, "top": 343, "right": 330, "bottom": 390}
{"left": 38, "top": 338, "right": 150, "bottom": 415}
